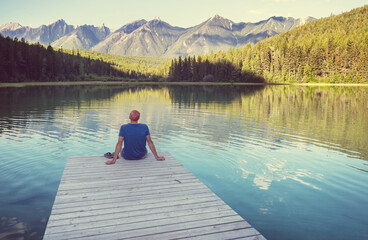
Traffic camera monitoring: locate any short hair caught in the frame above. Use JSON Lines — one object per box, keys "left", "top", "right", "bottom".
{"left": 129, "top": 110, "right": 140, "bottom": 121}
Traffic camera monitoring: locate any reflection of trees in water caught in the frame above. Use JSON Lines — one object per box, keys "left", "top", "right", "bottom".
{"left": 1, "top": 85, "right": 367, "bottom": 165}
{"left": 0, "top": 85, "right": 162, "bottom": 113}
{"left": 0, "top": 85, "right": 161, "bottom": 133}
{"left": 167, "top": 85, "right": 265, "bottom": 107}
{"left": 248, "top": 86, "right": 368, "bottom": 162}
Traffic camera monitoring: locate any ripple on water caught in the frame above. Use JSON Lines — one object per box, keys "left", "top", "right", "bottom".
{"left": 1, "top": 85, "right": 368, "bottom": 240}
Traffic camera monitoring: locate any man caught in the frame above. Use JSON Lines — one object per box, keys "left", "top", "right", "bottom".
{"left": 105, "top": 110, "right": 165, "bottom": 164}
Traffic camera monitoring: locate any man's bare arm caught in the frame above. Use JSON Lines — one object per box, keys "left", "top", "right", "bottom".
{"left": 106, "top": 136, "right": 124, "bottom": 165}
{"left": 146, "top": 135, "right": 165, "bottom": 161}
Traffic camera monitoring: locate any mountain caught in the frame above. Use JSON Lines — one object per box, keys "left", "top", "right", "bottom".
{"left": 93, "top": 18, "right": 186, "bottom": 56}
{"left": 92, "top": 20, "right": 147, "bottom": 53}
{"left": 164, "top": 15, "right": 312, "bottom": 57}
{"left": 164, "top": 15, "right": 238, "bottom": 57}
{"left": 51, "top": 24, "right": 110, "bottom": 50}
{"left": 0, "top": 22, "right": 23, "bottom": 31}
{"left": 0, "top": 16, "right": 315, "bottom": 57}
{"left": 0, "top": 19, "right": 74, "bottom": 45}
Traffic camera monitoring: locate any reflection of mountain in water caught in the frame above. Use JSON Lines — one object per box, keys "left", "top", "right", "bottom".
{"left": 167, "top": 85, "right": 264, "bottom": 107}
{"left": 1, "top": 84, "right": 367, "bottom": 166}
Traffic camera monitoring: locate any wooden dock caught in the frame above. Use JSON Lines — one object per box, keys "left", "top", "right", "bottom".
{"left": 44, "top": 152, "right": 265, "bottom": 239}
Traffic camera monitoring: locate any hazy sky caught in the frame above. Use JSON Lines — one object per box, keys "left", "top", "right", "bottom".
{"left": 0, "top": 0, "right": 366, "bottom": 29}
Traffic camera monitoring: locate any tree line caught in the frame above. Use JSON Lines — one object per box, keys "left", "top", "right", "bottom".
{"left": 160, "top": 55, "right": 265, "bottom": 83}
{"left": 162, "top": 6, "right": 368, "bottom": 83}
{"left": 0, "top": 35, "right": 143, "bottom": 82}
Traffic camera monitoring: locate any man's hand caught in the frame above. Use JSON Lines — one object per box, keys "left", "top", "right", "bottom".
{"left": 156, "top": 156, "right": 165, "bottom": 161}
{"left": 105, "top": 160, "right": 116, "bottom": 165}
{"left": 106, "top": 136, "right": 123, "bottom": 165}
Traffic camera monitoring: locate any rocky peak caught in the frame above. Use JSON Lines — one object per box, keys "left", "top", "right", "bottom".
{"left": 48, "top": 19, "right": 67, "bottom": 27}
{"left": 268, "top": 16, "right": 286, "bottom": 22}
{"left": 153, "top": 16, "right": 161, "bottom": 22}
{"left": 0, "top": 22, "right": 23, "bottom": 31}
{"left": 206, "top": 14, "right": 233, "bottom": 30}
{"left": 116, "top": 19, "right": 147, "bottom": 34}
{"left": 211, "top": 14, "right": 223, "bottom": 20}
{"left": 147, "top": 17, "right": 165, "bottom": 26}
{"left": 144, "top": 17, "right": 173, "bottom": 30}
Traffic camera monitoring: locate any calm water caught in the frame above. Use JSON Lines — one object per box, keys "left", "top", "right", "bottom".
{"left": 0, "top": 85, "right": 367, "bottom": 240}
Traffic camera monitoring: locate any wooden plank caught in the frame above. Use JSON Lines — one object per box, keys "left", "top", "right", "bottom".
{"left": 48, "top": 196, "right": 221, "bottom": 221}
{"left": 62, "top": 162, "right": 183, "bottom": 173}
{"left": 57, "top": 173, "right": 195, "bottom": 191}
{"left": 45, "top": 216, "right": 245, "bottom": 240}
{"left": 44, "top": 152, "right": 265, "bottom": 239}
{"left": 54, "top": 180, "right": 203, "bottom": 203}
{"left": 123, "top": 221, "right": 255, "bottom": 240}
{"left": 51, "top": 191, "right": 216, "bottom": 215}
{"left": 59, "top": 171, "right": 194, "bottom": 186}
{"left": 53, "top": 187, "right": 213, "bottom": 209}
{"left": 60, "top": 165, "right": 186, "bottom": 178}
{"left": 57, "top": 175, "right": 199, "bottom": 193}
{"left": 54, "top": 186, "right": 210, "bottom": 206}
{"left": 46, "top": 201, "right": 228, "bottom": 229}
{"left": 44, "top": 210, "right": 240, "bottom": 238}
{"left": 178, "top": 231, "right": 266, "bottom": 240}
{"left": 60, "top": 169, "right": 192, "bottom": 181}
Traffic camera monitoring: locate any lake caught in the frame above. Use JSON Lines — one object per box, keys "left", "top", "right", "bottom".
{"left": 0, "top": 84, "right": 367, "bottom": 240}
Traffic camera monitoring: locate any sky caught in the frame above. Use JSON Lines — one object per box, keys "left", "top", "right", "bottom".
{"left": 0, "top": 0, "right": 366, "bottom": 29}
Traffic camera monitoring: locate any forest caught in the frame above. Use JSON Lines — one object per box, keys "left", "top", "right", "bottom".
{"left": 162, "top": 6, "right": 368, "bottom": 83}
{"left": 0, "top": 6, "right": 367, "bottom": 84}
{"left": 0, "top": 36, "right": 168, "bottom": 82}
{"left": 0, "top": 35, "right": 131, "bottom": 82}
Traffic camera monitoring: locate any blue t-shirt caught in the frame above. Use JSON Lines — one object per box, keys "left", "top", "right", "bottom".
{"left": 119, "top": 123, "right": 150, "bottom": 160}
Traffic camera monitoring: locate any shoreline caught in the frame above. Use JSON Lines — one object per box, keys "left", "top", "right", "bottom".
{"left": 1, "top": 81, "right": 367, "bottom": 88}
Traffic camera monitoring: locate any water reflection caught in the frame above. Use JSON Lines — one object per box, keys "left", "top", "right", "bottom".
{"left": 0, "top": 85, "right": 367, "bottom": 240}
{"left": 0, "top": 216, "right": 47, "bottom": 240}
{"left": 167, "top": 85, "right": 264, "bottom": 107}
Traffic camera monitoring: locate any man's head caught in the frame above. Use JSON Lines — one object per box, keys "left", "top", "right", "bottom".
{"left": 129, "top": 110, "right": 140, "bottom": 122}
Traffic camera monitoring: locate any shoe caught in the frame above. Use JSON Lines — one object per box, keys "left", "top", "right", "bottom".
{"left": 104, "top": 152, "right": 119, "bottom": 159}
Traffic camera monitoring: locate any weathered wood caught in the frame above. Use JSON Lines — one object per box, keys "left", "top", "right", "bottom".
{"left": 46, "top": 201, "right": 227, "bottom": 228}
{"left": 44, "top": 152, "right": 265, "bottom": 239}
{"left": 54, "top": 181, "right": 204, "bottom": 203}
{"left": 53, "top": 186, "right": 212, "bottom": 207}
{"left": 45, "top": 208, "right": 237, "bottom": 235}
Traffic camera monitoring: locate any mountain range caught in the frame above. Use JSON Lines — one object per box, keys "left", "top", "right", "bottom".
{"left": 0, "top": 15, "right": 315, "bottom": 57}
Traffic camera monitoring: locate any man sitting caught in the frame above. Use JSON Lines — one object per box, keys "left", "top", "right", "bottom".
{"left": 105, "top": 110, "right": 165, "bottom": 164}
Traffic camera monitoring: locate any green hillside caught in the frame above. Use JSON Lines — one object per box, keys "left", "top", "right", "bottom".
{"left": 61, "top": 49, "right": 170, "bottom": 76}
{"left": 165, "top": 6, "right": 368, "bottom": 83}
